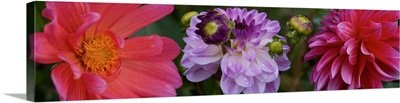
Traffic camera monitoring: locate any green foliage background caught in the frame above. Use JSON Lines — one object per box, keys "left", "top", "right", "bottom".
{"left": 27, "top": 1, "right": 399, "bottom": 101}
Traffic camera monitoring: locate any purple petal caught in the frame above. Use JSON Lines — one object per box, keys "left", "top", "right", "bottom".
{"left": 234, "top": 74, "right": 254, "bottom": 87}
{"left": 264, "top": 76, "right": 280, "bottom": 93}
{"left": 243, "top": 79, "right": 266, "bottom": 93}
{"left": 184, "top": 65, "right": 214, "bottom": 82}
{"left": 274, "top": 54, "right": 291, "bottom": 71}
{"left": 220, "top": 75, "right": 244, "bottom": 94}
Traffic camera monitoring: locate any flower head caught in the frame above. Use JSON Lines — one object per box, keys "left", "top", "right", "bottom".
{"left": 181, "top": 8, "right": 231, "bottom": 82}
{"left": 304, "top": 10, "right": 400, "bottom": 90}
{"left": 219, "top": 8, "right": 291, "bottom": 94}
{"left": 30, "top": 2, "right": 182, "bottom": 100}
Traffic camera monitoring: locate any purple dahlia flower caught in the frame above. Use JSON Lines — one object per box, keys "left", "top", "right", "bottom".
{"left": 219, "top": 8, "right": 291, "bottom": 94}
{"left": 181, "top": 9, "right": 233, "bottom": 82}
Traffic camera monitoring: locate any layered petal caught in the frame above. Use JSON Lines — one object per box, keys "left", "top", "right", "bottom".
{"left": 120, "top": 35, "right": 180, "bottom": 61}
{"left": 30, "top": 32, "right": 62, "bottom": 64}
{"left": 109, "top": 5, "right": 174, "bottom": 38}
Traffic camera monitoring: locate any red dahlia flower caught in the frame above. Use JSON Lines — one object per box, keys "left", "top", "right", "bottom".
{"left": 30, "top": 2, "right": 182, "bottom": 100}
{"left": 304, "top": 10, "right": 399, "bottom": 90}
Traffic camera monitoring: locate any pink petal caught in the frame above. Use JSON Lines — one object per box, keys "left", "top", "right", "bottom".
{"left": 316, "top": 68, "right": 330, "bottom": 90}
{"left": 360, "top": 41, "right": 376, "bottom": 62}
{"left": 51, "top": 62, "right": 73, "bottom": 101}
{"left": 331, "top": 55, "right": 344, "bottom": 78}
{"left": 336, "top": 22, "right": 355, "bottom": 41}
{"left": 120, "top": 35, "right": 180, "bottom": 62}
{"left": 120, "top": 35, "right": 162, "bottom": 59}
{"left": 116, "top": 62, "right": 178, "bottom": 97}
{"left": 45, "top": 2, "right": 90, "bottom": 33}
{"left": 99, "top": 79, "right": 140, "bottom": 98}
{"left": 70, "top": 12, "right": 100, "bottom": 49}
{"left": 66, "top": 78, "right": 88, "bottom": 100}
{"left": 42, "top": 9, "right": 71, "bottom": 50}
{"left": 360, "top": 69, "right": 383, "bottom": 89}
{"left": 379, "top": 21, "right": 397, "bottom": 40}
{"left": 359, "top": 20, "right": 382, "bottom": 41}
{"left": 316, "top": 48, "right": 340, "bottom": 72}
{"left": 304, "top": 46, "right": 334, "bottom": 62}
{"left": 366, "top": 41, "right": 400, "bottom": 69}
{"left": 57, "top": 50, "right": 84, "bottom": 79}
{"left": 29, "top": 32, "right": 62, "bottom": 64}
{"left": 374, "top": 11, "right": 400, "bottom": 22}
{"left": 81, "top": 73, "right": 107, "bottom": 94}
{"left": 110, "top": 4, "right": 174, "bottom": 38}
{"left": 346, "top": 40, "right": 359, "bottom": 65}
{"left": 341, "top": 59, "right": 353, "bottom": 85}
{"left": 121, "top": 60, "right": 182, "bottom": 88}
{"left": 327, "top": 73, "right": 344, "bottom": 90}
{"left": 86, "top": 3, "right": 140, "bottom": 35}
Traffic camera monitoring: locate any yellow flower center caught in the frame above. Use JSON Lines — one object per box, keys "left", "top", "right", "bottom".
{"left": 204, "top": 21, "right": 219, "bottom": 36}
{"left": 79, "top": 34, "right": 119, "bottom": 73}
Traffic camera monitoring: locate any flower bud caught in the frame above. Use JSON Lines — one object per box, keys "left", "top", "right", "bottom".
{"left": 181, "top": 11, "right": 199, "bottom": 28}
{"left": 266, "top": 36, "right": 286, "bottom": 57}
{"left": 195, "top": 9, "right": 233, "bottom": 44}
{"left": 289, "top": 15, "right": 313, "bottom": 35}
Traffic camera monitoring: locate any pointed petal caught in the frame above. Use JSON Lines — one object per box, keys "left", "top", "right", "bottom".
{"left": 184, "top": 64, "right": 215, "bottom": 82}
{"left": 327, "top": 73, "right": 345, "bottom": 90}
{"left": 341, "top": 60, "right": 353, "bottom": 85}
{"left": 117, "top": 62, "right": 178, "bottom": 97}
{"left": 243, "top": 80, "right": 266, "bottom": 94}
{"left": 120, "top": 35, "right": 180, "bottom": 61}
{"left": 316, "top": 48, "right": 340, "bottom": 72}
{"left": 81, "top": 73, "right": 107, "bottom": 94}
{"left": 122, "top": 60, "right": 182, "bottom": 89}
{"left": 331, "top": 55, "right": 344, "bottom": 78}
{"left": 51, "top": 62, "right": 73, "bottom": 101}
{"left": 110, "top": 4, "right": 174, "bottom": 38}
{"left": 86, "top": 3, "right": 140, "bottom": 34}
{"left": 336, "top": 22, "right": 355, "bottom": 41}
{"left": 264, "top": 76, "right": 280, "bottom": 93}
{"left": 57, "top": 50, "right": 84, "bottom": 79}
{"left": 274, "top": 54, "right": 291, "bottom": 71}
{"left": 220, "top": 75, "right": 244, "bottom": 94}
{"left": 234, "top": 74, "right": 254, "bottom": 87}
{"left": 100, "top": 78, "right": 140, "bottom": 99}
{"left": 66, "top": 79, "right": 87, "bottom": 100}
{"left": 30, "top": 32, "right": 62, "bottom": 64}
{"left": 45, "top": 2, "right": 90, "bottom": 33}
{"left": 70, "top": 12, "right": 100, "bottom": 49}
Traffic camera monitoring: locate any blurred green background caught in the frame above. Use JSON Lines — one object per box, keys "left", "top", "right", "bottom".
{"left": 27, "top": 1, "right": 399, "bottom": 101}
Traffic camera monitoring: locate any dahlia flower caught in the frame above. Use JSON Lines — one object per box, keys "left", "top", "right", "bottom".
{"left": 181, "top": 9, "right": 233, "bottom": 82}
{"left": 30, "top": 2, "right": 182, "bottom": 100}
{"left": 304, "top": 10, "right": 400, "bottom": 90}
{"left": 219, "top": 8, "right": 291, "bottom": 94}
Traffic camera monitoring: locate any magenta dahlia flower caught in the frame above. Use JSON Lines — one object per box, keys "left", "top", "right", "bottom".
{"left": 304, "top": 10, "right": 400, "bottom": 90}
{"left": 219, "top": 8, "right": 291, "bottom": 94}
{"left": 30, "top": 2, "right": 182, "bottom": 100}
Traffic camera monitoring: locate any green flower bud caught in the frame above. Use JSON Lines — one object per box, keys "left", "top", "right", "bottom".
{"left": 181, "top": 11, "right": 199, "bottom": 28}
{"left": 266, "top": 36, "right": 287, "bottom": 57}
{"left": 289, "top": 15, "right": 313, "bottom": 36}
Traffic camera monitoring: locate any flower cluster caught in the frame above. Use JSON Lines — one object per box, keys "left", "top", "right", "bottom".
{"left": 304, "top": 10, "right": 399, "bottom": 90}
{"left": 181, "top": 8, "right": 291, "bottom": 94}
